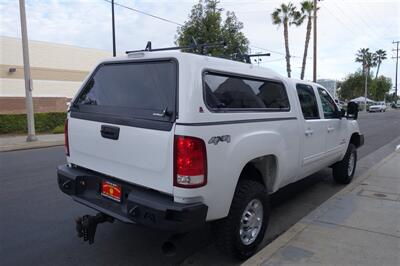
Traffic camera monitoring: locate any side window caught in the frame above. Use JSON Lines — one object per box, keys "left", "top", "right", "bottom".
{"left": 317, "top": 87, "right": 338, "bottom": 119}
{"left": 296, "top": 84, "right": 320, "bottom": 120}
{"left": 204, "top": 73, "right": 290, "bottom": 111}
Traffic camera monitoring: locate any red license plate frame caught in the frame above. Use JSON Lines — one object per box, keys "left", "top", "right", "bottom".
{"left": 101, "top": 180, "right": 122, "bottom": 202}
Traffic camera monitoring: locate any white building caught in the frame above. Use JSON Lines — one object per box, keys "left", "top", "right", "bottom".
{"left": 0, "top": 36, "right": 110, "bottom": 113}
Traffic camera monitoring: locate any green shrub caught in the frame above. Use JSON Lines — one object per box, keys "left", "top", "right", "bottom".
{"left": 0, "top": 112, "right": 66, "bottom": 134}
{"left": 52, "top": 124, "right": 65, "bottom": 134}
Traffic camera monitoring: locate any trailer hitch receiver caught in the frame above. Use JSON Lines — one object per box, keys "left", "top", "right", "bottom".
{"left": 75, "top": 213, "right": 114, "bottom": 244}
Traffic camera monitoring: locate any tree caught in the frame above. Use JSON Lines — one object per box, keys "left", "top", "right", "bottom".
{"left": 271, "top": 3, "right": 303, "bottom": 77}
{"left": 299, "top": 1, "right": 315, "bottom": 80}
{"left": 369, "top": 76, "right": 392, "bottom": 101}
{"left": 176, "top": 0, "right": 249, "bottom": 59}
{"left": 374, "top": 49, "right": 387, "bottom": 79}
{"left": 355, "top": 48, "right": 376, "bottom": 76}
{"left": 338, "top": 71, "right": 392, "bottom": 101}
{"left": 338, "top": 71, "right": 369, "bottom": 100}
{"left": 385, "top": 92, "right": 397, "bottom": 103}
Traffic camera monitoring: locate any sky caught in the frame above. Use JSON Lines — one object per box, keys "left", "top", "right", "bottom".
{"left": 1, "top": 0, "right": 399, "bottom": 93}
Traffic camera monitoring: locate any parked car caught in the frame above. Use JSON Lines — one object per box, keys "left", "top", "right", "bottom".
{"left": 334, "top": 99, "right": 345, "bottom": 109}
{"left": 368, "top": 103, "right": 387, "bottom": 112}
{"left": 392, "top": 102, "right": 400, "bottom": 109}
{"left": 57, "top": 49, "right": 364, "bottom": 259}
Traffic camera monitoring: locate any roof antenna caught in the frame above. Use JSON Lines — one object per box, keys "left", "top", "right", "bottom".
{"left": 145, "top": 41, "right": 152, "bottom": 51}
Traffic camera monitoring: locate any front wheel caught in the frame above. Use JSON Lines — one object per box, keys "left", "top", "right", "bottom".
{"left": 332, "top": 143, "right": 357, "bottom": 184}
{"left": 214, "top": 179, "right": 269, "bottom": 260}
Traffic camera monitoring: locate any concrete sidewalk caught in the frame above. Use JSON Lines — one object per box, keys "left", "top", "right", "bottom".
{"left": 0, "top": 134, "right": 64, "bottom": 152}
{"left": 244, "top": 149, "right": 400, "bottom": 266}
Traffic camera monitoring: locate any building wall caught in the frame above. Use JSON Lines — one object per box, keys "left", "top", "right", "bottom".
{"left": 0, "top": 97, "right": 71, "bottom": 114}
{"left": 0, "top": 36, "right": 110, "bottom": 113}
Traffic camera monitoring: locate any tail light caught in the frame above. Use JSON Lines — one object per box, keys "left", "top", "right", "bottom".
{"left": 174, "top": 135, "right": 207, "bottom": 188}
{"left": 64, "top": 119, "right": 69, "bottom": 156}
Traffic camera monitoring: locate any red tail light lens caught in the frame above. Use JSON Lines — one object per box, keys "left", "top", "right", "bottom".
{"left": 174, "top": 135, "right": 207, "bottom": 188}
{"left": 64, "top": 119, "right": 69, "bottom": 156}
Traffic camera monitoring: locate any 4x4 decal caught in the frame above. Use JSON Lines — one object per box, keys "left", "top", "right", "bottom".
{"left": 208, "top": 135, "right": 231, "bottom": 145}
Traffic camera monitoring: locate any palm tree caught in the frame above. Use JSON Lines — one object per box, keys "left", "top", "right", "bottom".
{"left": 355, "top": 48, "right": 376, "bottom": 110}
{"left": 374, "top": 49, "right": 387, "bottom": 79}
{"left": 271, "top": 3, "right": 303, "bottom": 77}
{"left": 299, "top": 1, "right": 315, "bottom": 80}
{"left": 355, "top": 48, "right": 375, "bottom": 76}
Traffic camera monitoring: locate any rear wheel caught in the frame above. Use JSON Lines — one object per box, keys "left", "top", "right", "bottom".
{"left": 332, "top": 143, "right": 357, "bottom": 184}
{"left": 214, "top": 179, "right": 269, "bottom": 260}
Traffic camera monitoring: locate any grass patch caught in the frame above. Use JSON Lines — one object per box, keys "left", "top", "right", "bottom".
{"left": 0, "top": 112, "right": 66, "bottom": 135}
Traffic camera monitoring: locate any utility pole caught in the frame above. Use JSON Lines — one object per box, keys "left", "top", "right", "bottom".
{"left": 393, "top": 41, "right": 399, "bottom": 101}
{"left": 364, "top": 66, "right": 368, "bottom": 111}
{"left": 313, "top": 0, "right": 318, "bottom": 82}
{"left": 18, "top": 0, "right": 37, "bottom": 142}
{"left": 111, "top": 0, "right": 116, "bottom": 57}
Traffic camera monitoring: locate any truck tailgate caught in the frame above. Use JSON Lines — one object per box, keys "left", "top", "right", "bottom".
{"left": 68, "top": 117, "right": 175, "bottom": 194}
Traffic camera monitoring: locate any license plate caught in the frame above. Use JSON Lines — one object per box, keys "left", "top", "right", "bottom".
{"left": 101, "top": 180, "right": 122, "bottom": 202}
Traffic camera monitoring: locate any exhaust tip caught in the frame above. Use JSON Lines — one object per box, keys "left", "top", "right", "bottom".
{"left": 161, "top": 241, "right": 176, "bottom": 257}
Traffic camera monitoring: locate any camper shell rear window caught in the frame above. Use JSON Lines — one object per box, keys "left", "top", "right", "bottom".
{"left": 73, "top": 59, "right": 177, "bottom": 123}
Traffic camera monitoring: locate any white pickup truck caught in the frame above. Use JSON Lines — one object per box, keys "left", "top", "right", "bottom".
{"left": 57, "top": 50, "right": 363, "bottom": 259}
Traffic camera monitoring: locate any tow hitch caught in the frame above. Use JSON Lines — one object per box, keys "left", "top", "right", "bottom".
{"left": 75, "top": 213, "right": 114, "bottom": 244}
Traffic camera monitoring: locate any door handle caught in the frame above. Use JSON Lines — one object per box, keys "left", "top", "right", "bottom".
{"left": 100, "top": 125, "right": 120, "bottom": 140}
{"left": 327, "top": 126, "right": 335, "bottom": 133}
{"left": 305, "top": 129, "right": 314, "bottom": 136}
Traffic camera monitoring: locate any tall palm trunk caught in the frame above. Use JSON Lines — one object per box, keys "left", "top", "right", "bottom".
{"left": 375, "top": 62, "right": 381, "bottom": 79}
{"left": 283, "top": 22, "right": 291, "bottom": 77}
{"left": 300, "top": 16, "right": 312, "bottom": 80}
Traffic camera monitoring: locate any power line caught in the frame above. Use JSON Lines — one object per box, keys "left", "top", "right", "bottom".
{"left": 320, "top": 2, "right": 359, "bottom": 36}
{"left": 103, "top": 0, "right": 183, "bottom": 26}
{"left": 346, "top": 2, "right": 385, "bottom": 39}
{"left": 250, "top": 45, "right": 311, "bottom": 59}
{"left": 328, "top": 1, "right": 387, "bottom": 48}
{"left": 104, "top": 0, "right": 306, "bottom": 61}
{"left": 330, "top": 2, "right": 374, "bottom": 38}
{"left": 263, "top": 57, "right": 286, "bottom": 63}
{"left": 250, "top": 45, "right": 285, "bottom": 56}
{"left": 357, "top": 4, "right": 387, "bottom": 33}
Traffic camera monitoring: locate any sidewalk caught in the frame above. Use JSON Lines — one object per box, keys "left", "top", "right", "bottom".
{"left": 244, "top": 149, "right": 400, "bottom": 266}
{"left": 0, "top": 134, "right": 64, "bottom": 152}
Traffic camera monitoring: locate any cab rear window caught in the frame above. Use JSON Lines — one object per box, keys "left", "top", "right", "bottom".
{"left": 75, "top": 60, "right": 177, "bottom": 121}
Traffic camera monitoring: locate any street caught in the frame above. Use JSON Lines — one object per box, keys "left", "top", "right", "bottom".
{"left": 1, "top": 110, "right": 399, "bottom": 266}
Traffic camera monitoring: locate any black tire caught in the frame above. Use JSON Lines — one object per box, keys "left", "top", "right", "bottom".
{"left": 214, "top": 179, "right": 269, "bottom": 260}
{"left": 332, "top": 143, "right": 357, "bottom": 184}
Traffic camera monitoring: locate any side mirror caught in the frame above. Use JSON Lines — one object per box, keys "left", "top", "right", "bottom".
{"left": 340, "top": 108, "right": 346, "bottom": 118}
{"left": 347, "top": 102, "right": 359, "bottom": 120}
{"left": 334, "top": 109, "right": 346, "bottom": 119}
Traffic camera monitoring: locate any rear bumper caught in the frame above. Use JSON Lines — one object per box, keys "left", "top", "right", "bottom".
{"left": 57, "top": 164, "right": 207, "bottom": 232}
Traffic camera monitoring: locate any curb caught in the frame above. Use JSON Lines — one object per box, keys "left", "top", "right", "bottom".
{"left": 0, "top": 140, "right": 64, "bottom": 152}
{"left": 243, "top": 149, "right": 399, "bottom": 266}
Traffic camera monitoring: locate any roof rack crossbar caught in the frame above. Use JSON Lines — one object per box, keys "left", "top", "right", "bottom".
{"left": 125, "top": 40, "right": 272, "bottom": 65}
{"left": 126, "top": 40, "right": 226, "bottom": 54}
{"left": 243, "top": 53, "right": 271, "bottom": 64}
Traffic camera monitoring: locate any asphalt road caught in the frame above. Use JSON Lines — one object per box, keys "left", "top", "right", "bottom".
{"left": 1, "top": 110, "right": 399, "bottom": 266}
